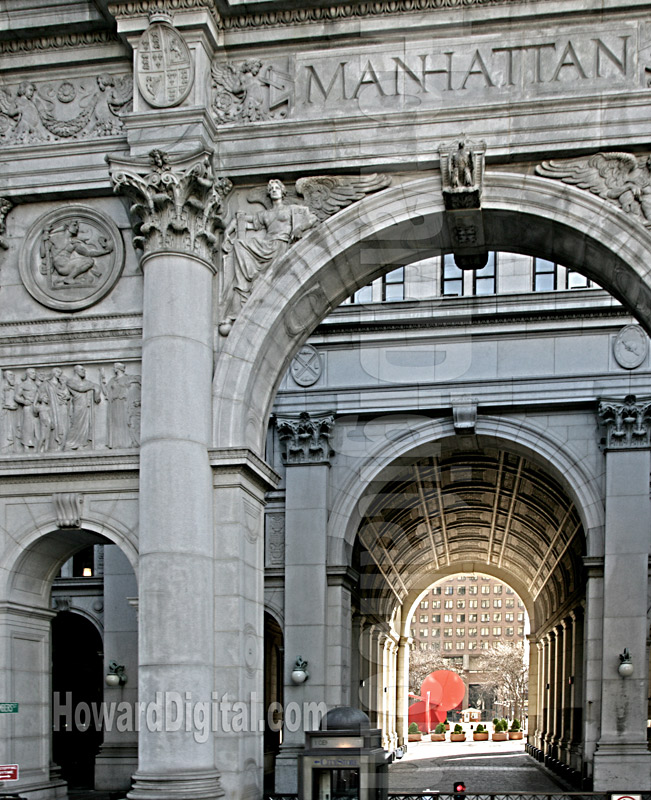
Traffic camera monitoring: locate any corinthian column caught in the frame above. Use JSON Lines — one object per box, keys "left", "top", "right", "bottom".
{"left": 108, "top": 150, "right": 231, "bottom": 800}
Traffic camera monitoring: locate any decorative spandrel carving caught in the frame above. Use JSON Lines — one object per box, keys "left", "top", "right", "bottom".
{"left": 0, "top": 362, "right": 141, "bottom": 455}
{"left": 0, "top": 75, "right": 132, "bottom": 145}
{"left": 211, "top": 60, "right": 291, "bottom": 124}
{"left": 53, "top": 493, "right": 83, "bottom": 528}
{"left": 108, "top": 149, "right": 232, "bottom": 264}
{"left": 19, "top": 207, "right": 125, "bottom": 312}
{"left": 290, "top": 344, "right": 322, "bottom": 387}
{"left": 598, "top": 394, "right": 651, "bottom": 449}
{"left": 0, "top": 198, "right": 13, "bottom": 250}
{"left": 137, "top": 18, "right": 194, "bottom": 109}
{"left": 265, "top": 513, "right": 285, "bottom": 567}
{"left": 613, "top": 324, "right": 649, "bottom": 370}
{"left": 101, "top": 363, "right": 141, "bottom": 449}
{"left": 536, "top": 152, "right": 651, "bottom": 225}
{"left": 276, "top": 411, "right": 335, "bottom": 464}
{"left": 219, "top": 174, "right": 390, "bottom": 334}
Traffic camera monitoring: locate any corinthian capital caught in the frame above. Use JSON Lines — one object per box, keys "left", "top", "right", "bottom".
{"left": 107, "top": 149, "right": 232, "bottom": 265}
{"left": 275, "top": 411, "right": 335, "bottom": 464}
{"left": 598, "top": 394, "right": 651, "bottom": 449}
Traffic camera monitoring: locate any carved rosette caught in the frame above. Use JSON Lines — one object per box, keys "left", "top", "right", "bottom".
{"left": 275, "top": 411, "right": 334, "bottom": 464}
{"left": 598, "top": 395, "right": 651, "bottom": 449}
{"left": 107, "top": 149, "right": 232, "bottom": 265}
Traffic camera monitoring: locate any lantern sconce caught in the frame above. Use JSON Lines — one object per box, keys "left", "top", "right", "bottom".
{"left": 618, "top": 648, "right": 633, "bottom": 678}
{"left": 291, "top": 656, "right": 309, "bottom": 684}
{"left": 105, "top": 661, "right": 127, "bottom": 686}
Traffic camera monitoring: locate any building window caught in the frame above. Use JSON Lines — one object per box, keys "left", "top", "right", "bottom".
{"left": 473, "top": 252, "right": 497, "bottom": 295}
{"left": 505, "top": 598, "right": 515, "bottom": 608}
{"left": 493, "top": 585, "right": 502, "bottom": 594}
{"left": 493, "top": 626, "right": 502, "bottom": 636}
{"left": 420, "top": 629, "right": 429, "bottom": 637}
{"left": 457, "top": 586, "right": 466, "bottom": 595}
{"left": 444, "top": 600, "right": 454, "bottom": 609}
{"left": 493, "top": 613, "right": 502, "bottom": 622}
{"left": 481, "top": 599, "right": 490, "bottom": 608}
{"left": 566, "top": 269, "right": 591, "bottom": 289}
{"left": 444, "top": 642, "right": 453, "bottom": 651}
{"left": 456, "top": 642, "right": 465, "bottom": 651}
{"left": 420, "top": 615, "right": 428, "bottom": 623}
{"left": 468, "top": 599, "right": 478, "bottom": 608}
{"left": 481, "top": 614, "right": 490, "bottom": 622}
{"left": 432, "top": 628, "right": 441, "bottom": 637}
{"left": 493, "top": 599, "right": 502, "bottom": 608}
{"left": 468, "top": 585, "right": 478, "bottom": 594}
{"left": 480, "top": 641, "right": 489, "bottom": 649}
{"left": 480, "top": 627, "right": 490, "bottom": 636}
{"left": 468, "top": 641, "right": 477, "bottom": 650}
{"left": 517, "top": 612, "right": 525, "bottom": 621}
{"left": 481, "top": 585, "right": 490, "bottom": 594}
{"left": 432, "top": 586, "right": 442, "bottom": 595}
{"left": 456, "top": 628, "right": 465, "bottom": 637}
{"left": 445, "top": 586, "right": 454, "bottom": 595}
{"left": 350, "top": 283, "right": 374, "bottom": 304}
{"left": 533, "top": 258, "right": 557, "bottom": 291}
{"left": 444, "top": 628, "right": 453, "bottom": 637}
{"left": 468, "top": 613, "right": 477, "bottom": 623}
{"left": 457, "top": 600, "right": 465, "bottom": 609}
{"left": 432, "top": 600, "right": 441, "bottom": 609}
{"left": 506, "top": 587, "right": 514, "bottom": 594}
{"left": 518, "top": 626, "right": 524, "bottom": 635}
{"left": 457, "top": 614, "right": 465, "bottom": 623}
{"left": 468, "top": 627, "right": 477, "bottom": 636}
{"left": 505, "top": 613, "right": 514, "bottom": 622}
{"left": 382, "top": 267, "right": 405, "bottom": 301}
{"left": 420, "top": 600, "right": 429, "bottom": 609}
{"left": 442, "top": 254, "right": 463, "bottom": 296}
{"left": 444, "top": 614, "right": 453, "bottom": 623}
{"left": 506, "top": 627, "right": 514, "bottom": 636}
{"left": 432, "top": 614, "right": 441, "bottom": 623}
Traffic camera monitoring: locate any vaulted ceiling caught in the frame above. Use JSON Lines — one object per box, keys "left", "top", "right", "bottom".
{"left": 354, "top": 438, "right": 585, "bottom": 627}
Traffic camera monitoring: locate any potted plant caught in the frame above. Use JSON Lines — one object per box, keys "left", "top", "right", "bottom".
{"left": 431, "top": 722, "right": 446, "bottom": 742}
{"left": 492, "top": 719, "right": 508, "bottom": 741}
{"left": 450, "top": 723, "right": 466, "bottom": 742}
{"left": 408, "top": 721, "right": 422, "bottom": 742}
{"left": 508, "top": 718, "right": 523, "bottom": 740}
{"left": 473, "top": 723, "right": 489, "bottom": 741}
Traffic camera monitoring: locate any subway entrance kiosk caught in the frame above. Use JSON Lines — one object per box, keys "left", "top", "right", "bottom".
{"left": 300, "top": 707, "right": 389, "bottom": 800}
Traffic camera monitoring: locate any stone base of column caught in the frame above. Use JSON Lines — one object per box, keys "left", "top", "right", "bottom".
{"left": 274, "top": 747, "right": 303, "bottom": 793}
{"left": 127, "top": 769, "right": 224, "bottom": 800}
{"left": 568, "top": 742, "right": 583, "bottom": 773}
{"left": 593, "top": 741, "right": 650, "bottom": 790}
{"left": 95, "top": 743, "right": 138, "bottom": 791}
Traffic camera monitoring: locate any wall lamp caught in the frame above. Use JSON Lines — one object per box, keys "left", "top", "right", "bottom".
{"left": 105, "top": 661, "right": 127, "bottom": 686}
{"left": 291, "top": 656, "right": 309, "bottom": 684}
{"left": 618, "top": 648, "right": 633, "bottom": 678}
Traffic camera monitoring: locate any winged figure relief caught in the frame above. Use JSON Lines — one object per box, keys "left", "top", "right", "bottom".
{"left": 536, "top": 152, "right": 651, "bottom": 224}
{"left": 218, "top": 173, "right": 391, "bottom": 335}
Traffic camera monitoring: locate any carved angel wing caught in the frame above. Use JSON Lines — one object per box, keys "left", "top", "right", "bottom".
{"left": 0, "top": 86, "right": 17, "bottom": 135}
{"left": 109, "top": 76, "right": 133, "bottom": 113}
{"left": 211, "top": 63, "right": 242, "bottom": 95}
{"left": 294, "top": 174, "right": 391, "bottom": 222}
{"left": 536, "top": 152, "right": 639, "bottom": 198}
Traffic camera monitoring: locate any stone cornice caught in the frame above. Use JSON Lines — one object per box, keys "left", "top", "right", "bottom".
{"left": 0, "top": 31, "right": 122, "bottom": 56}
{"left": 209, "top": 447, "right": 280, "bottom": 489}
{"left": 0, "top": 453, "right": 139, "bottom": 479}
{"left": 108, "top": 0, "right": 222, "bottom": 28}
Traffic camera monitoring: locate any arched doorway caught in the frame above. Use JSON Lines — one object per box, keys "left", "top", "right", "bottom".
{"left": 51, "top": 611, "right": 103, "bottom": 788}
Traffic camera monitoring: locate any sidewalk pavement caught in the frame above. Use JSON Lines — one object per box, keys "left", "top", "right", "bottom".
{"left": 389, "top": 737, "right": 571, "bottom": 793}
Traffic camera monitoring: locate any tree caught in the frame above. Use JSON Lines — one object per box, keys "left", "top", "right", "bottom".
{"left": 476, "top": 641, "right": 528, "bottom": 722}
{"left": 408, "top": 644, "right": 464, "bottom": 695}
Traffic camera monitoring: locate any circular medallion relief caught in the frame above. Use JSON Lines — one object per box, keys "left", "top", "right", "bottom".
{"left": 19, "top": 207, "right": 125, "bottom": 312}
{"left": 137, "top": 22, "right": 194, "bottom": 109}
{"left": 290, "top": 344, "right": 322, "bottom": 386}
{"left": 614, "top": 324, "right": 648, "bottom": 370}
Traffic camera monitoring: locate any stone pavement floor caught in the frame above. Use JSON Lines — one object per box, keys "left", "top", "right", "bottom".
{"left": 389, "top": 737, "right": 571, "bottom": 793}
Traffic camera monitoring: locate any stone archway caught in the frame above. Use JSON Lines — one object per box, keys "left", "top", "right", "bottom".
{"left": 214, "top": 172, "right": 651, "bottom": 454}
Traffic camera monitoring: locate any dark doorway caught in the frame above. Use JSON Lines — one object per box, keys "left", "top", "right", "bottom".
{"left": 52, "top": 611, "right": 103, "bottom": 788}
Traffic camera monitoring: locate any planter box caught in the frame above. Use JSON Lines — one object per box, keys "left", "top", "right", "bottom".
{"left": 492, "top": 732, "right": 508, "bottom": 741}
{"left": 508, "top": 731, "right": 523, "bottom": 739}
{"left": 408, "top": 734, "right": 422, "bottom": 742}
{"left": 450, "top": 733, "right": 466, "bottom": 742}
{"left": 430, "top": 733, "right": 446, "bottom": 741}
{"left": 473, "top": 732, "right": 489, "bottom": 741}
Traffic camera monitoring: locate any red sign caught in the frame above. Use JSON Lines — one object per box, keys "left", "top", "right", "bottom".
{"left": 0, "top": 764, "right": 19, "bottom": 780}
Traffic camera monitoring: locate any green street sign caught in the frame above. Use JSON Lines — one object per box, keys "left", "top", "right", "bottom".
{"left": 0, "top": 703, "right": 19, "bottom": 713}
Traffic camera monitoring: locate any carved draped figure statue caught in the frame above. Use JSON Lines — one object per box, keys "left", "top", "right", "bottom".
{"left": 14, "top": 368, "right": 39, "bottom": 450}
{"left": 101, "top": 362, "right": 141, "bottom": 449}
{"left": 1, "top": 370, "right": 20, "bottom": 453}
{"left": 35, "top": 367, "right": 70, "bottom": 452}
{"left": 222, "top": 178, "right": 317, "bottom": 314}
{"left": 64, "top": 364, "right": 101, "bottom": 450}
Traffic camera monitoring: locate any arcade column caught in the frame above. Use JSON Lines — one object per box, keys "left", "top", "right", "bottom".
{"left": 593, "top": 397, "right": 651, "bottom": 790}
{"left": 273, "top": 412, "right": 334, "bottom": 793}
{"left": 109, "top": 150, "right": 229, "bottom": 800}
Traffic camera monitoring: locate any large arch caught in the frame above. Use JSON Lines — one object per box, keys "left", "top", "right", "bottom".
{"left": 214, "top": 172, "right": 651, "bottom": 453}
